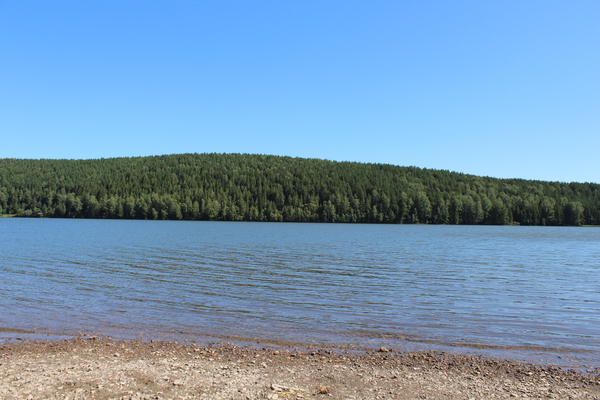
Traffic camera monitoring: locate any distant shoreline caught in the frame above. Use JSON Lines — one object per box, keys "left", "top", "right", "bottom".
{"left": 3, "top": 215, "right": 600, "bottom": 228}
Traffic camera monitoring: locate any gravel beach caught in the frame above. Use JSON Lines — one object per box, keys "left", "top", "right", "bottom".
{"left": 1, "top": 337, "right": 599, "bottom": 399}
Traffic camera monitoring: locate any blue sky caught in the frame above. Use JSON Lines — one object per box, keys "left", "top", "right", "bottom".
{"left": 1, "top": 1, "right": 598, "bottom": 183}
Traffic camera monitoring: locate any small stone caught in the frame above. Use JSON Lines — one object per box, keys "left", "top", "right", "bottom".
{"left": 379, "top": 347, "right": 389, "bottom": 352}
{"left": 317, "top": 386, "right": 329, "bottom": 394}
{"left": 173, "top": 379, "right": 184, "bottom": 386}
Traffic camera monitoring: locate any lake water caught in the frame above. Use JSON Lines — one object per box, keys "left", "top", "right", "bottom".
{"left": 1, "top": 219, "right": 599, "bottom": 368}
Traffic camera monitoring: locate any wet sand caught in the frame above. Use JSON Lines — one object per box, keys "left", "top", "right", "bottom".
{"left": 1, "top": 337, "right": 599, "bottom": 399}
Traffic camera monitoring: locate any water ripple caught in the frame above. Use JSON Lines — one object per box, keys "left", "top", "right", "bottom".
{"left": 1, "top": 219, "right": 599, "bottom": 368}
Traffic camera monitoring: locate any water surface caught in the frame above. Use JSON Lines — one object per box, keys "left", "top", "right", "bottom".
{"left": 1, "top": 219, "right": 598, "bottom": 368}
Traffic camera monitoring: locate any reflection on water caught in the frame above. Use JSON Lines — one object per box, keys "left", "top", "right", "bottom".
{"left": 1, "top": 219, "right": 599, "bottom": 368}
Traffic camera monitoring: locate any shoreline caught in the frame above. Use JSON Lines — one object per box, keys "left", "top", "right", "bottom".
{"left": 2, "top": 327, "right": 598, "bottom": 372}
{"left": 1, "top": 338, "right": 599, "bottom": 399}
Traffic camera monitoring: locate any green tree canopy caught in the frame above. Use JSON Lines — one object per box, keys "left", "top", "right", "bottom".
{"left": 1, "top": 153, "right": 598, "bottom": 226}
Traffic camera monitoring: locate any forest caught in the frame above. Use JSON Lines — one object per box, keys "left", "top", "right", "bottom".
{"left": 0, "top": 153, "right": 598, "bottom": 226}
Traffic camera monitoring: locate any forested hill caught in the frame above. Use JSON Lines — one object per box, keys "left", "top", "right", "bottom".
{"left": 1, "top": 153, "right": 598, "bottom": 226}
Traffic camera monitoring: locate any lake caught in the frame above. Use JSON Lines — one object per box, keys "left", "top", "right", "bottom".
{"left": 1, "top": 219, "right": 598, "bottom": 368}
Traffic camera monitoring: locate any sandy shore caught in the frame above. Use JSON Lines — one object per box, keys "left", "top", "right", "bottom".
{"left": 1, "top": 338, "right": 599, "bottom": 400}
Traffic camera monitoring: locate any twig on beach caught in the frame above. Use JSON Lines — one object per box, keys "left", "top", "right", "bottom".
{"left": 271, "top": 383, "right": 306, "bottom": 393}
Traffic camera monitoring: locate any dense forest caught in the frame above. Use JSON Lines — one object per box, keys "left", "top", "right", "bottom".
{"left": 1, "top": 153, "right": 598, "bottom": 226}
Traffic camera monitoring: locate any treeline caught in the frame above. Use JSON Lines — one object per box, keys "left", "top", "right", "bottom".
{"left": 0, "top": 153, "right": 598, "bottom": 226}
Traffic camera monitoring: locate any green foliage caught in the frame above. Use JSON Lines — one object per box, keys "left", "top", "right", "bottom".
{"left": 563, "top": 202, "right": 585, "bottom": 226}
{"left": 0, "top": 153, "right": 598, "bottom": 226}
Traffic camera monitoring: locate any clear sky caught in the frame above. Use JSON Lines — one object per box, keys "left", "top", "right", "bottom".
{"left": 1, "top": 1, "right": 598, "bottom": 183}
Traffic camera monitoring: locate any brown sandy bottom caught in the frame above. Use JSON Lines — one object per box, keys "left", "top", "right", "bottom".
{"left": 1, "top": 338, "right": 599, "bottom": 400}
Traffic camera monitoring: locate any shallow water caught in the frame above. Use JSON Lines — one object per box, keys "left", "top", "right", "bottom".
{"left": 1, "top": 219, "right": 598, "bottom": 368}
